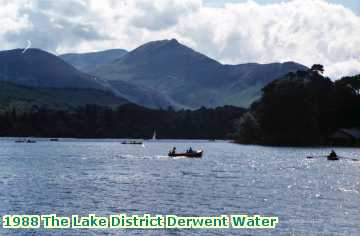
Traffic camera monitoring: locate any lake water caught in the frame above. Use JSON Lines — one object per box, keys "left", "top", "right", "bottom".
{"left": 0, "top": 139, "right": 359, "bottom": 235}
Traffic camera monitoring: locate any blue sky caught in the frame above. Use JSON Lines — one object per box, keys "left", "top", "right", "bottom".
{"left": 204, "top": 0, "right": 360, "bottom": 15}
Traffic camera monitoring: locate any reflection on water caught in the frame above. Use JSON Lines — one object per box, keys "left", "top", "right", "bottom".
{"left": 0, "top": 139, "right": 359, "bottom": 235}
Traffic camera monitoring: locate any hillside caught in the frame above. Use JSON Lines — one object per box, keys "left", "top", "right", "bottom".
{"left": 60, "top": 49, "right": 128, "bottom": 73}
{"left": 0, "top": 82, "right": 129, "bottom": 111}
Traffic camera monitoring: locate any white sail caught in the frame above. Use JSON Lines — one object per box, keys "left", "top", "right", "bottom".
{"left": 152, "top": 130, "right": 157, "bottom": 140}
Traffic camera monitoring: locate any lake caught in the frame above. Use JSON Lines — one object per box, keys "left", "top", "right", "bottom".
{"left": 0, "top": 139, "right": 359, "bottom": 235}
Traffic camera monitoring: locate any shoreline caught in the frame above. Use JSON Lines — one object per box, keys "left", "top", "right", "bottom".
{"left": 0, "top": 137, "right": 358, "bottom": 148}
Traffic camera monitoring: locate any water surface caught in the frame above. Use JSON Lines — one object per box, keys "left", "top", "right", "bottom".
{"left": 0, "top": 139, "right": 359, "bottom": 235}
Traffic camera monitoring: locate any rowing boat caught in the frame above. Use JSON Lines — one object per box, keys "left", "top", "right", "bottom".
{"left": 168, "top": 150, "right": 203, "bottom": 158}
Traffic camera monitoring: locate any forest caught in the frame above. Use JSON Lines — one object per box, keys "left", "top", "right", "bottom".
{"left": 233, "top": 65, "right": 360, "bottom": 146}
{"left": 0, "top": 104, "right": 245, "bottom": 139}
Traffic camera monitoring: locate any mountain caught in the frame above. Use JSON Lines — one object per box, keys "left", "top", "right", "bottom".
{"left": 60, "top": 49, "right": 128, "bottom": 73}
{"left": 0, "top": 48, "right": 104, "bottom": 89}
{"left": 1, "top": 43, "right": 307, "bottom": 110}
{"left": 93, "top": 39, "right": 308, "bottom": 108}
{"left": 0, "top": 48, "right": 135, "bottom": 109}
{"left": 0, "top": 82, "right": 129, "bottom": 111}
{"left": 0, "top": 48, "right": 172, "bottom": 110}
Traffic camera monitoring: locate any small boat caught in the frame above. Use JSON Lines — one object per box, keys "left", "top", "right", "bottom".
{"left": 122, "top": 141, "right": 143, "bottom": 145}
{"left": 50, "top": 138, "right": 59, "bottom": 142}
{"left": 307, "top": 153, "right": 358, "bottom": 162}
{"left": 306, "top": 155, "right": 339, "bottom": 160}
{"left": 168, "top": 150, "right": 203, "bottom": 158}
{"left": 15, "top": 140, "right": 26, "bottom": 143}
{"left": 15, "top": 139, "right": 36, "bottom": 143}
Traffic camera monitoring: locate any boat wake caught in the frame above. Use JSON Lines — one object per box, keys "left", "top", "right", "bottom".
{"left": 156, "top": 155, "right": 187, "bottom": 160}
{"left": 338, "top": 187, "right": 360, "bottom": 195}
{"left": 116, "top": 154, "right": 183, "bottom": 160}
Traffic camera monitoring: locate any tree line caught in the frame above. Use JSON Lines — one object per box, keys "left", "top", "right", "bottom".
{"left": 0, "top": 104, "right": 245, "bottom": 139}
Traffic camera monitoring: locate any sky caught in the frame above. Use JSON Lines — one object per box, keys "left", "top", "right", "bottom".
{"left": 204, "top": 0, "right": 360, "bottom": 14}
{"left": 1, "top": 0, "right": 360, "bottom": 79}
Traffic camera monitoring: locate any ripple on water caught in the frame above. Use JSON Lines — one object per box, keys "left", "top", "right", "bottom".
{"left": 0, "top": 141, "right": 359, "bottom": 235}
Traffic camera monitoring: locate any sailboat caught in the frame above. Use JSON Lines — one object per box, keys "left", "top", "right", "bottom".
{"left": 152, "top": 130, "right": 157, "bottom": 141}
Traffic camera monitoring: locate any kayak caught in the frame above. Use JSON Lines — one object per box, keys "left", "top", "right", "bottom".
{"left": 327, "top": 155, "right": 339, "bottom": 161}
{"left": 307, "top": 155, "right": 358, "bottom": 161}
{"left": 168, "top": 150, "right": 203, "bottom": 158}
{"left": 307, "top": 155, "right": 339, "bottom": 160}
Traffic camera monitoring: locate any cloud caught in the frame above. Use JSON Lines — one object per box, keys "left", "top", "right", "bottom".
{"left": 0, "top": 0, "right": 107, "bottom": 51}
{"left": 130, "top": 0, "right": 201, "bottom": 31}
{"left": 0, "top": 0, "right": 359, "bottom": 79}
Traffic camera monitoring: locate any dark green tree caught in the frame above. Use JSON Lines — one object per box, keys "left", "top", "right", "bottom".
{"left": 233, "top": 112, "right": 262, "bottom": 144}
{"left": 310, "top": 64, "right": 324, "bottom": 75}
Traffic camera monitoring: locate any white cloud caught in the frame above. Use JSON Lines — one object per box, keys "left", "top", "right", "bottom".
{"left": 0, "top": 0, "right": 30, "bottom": 48}
{"left": 0, "top": 0, "right": 359, "bottom": 79}
{"left": 130, "top": 0, "right": 201, "bottom": 31}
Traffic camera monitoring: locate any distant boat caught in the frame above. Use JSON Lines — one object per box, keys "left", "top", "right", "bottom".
{"left": 168, "top": 150, "right": 203, "bottom": 158}
{"left": 15, "top": 139, "right": 36, "bottom": 143}
{"left": 15, "top": 139, "right": 26, "bottom": 143}
{"left": 50, "top": 138, "right": 59, "bottom": 142}
{"left": 122, "top": 141, "right": 143, "bottom": 145}
{"left": 152, "top": 130, "right": 157, "bottom": 140}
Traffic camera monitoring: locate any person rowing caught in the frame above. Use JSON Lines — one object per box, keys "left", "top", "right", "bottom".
{"left": 170, "top": 147, "right": 176, "bottom": 155}
{"left": 328, "top": 150, "right": 339, "bottom": 161}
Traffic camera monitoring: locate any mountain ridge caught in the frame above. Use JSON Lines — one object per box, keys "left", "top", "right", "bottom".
{"left": 0, "top": 40, "right": 308, "bottom": 109}
{"left": 92, "top": 39, "right": 308, "bottom": 108}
